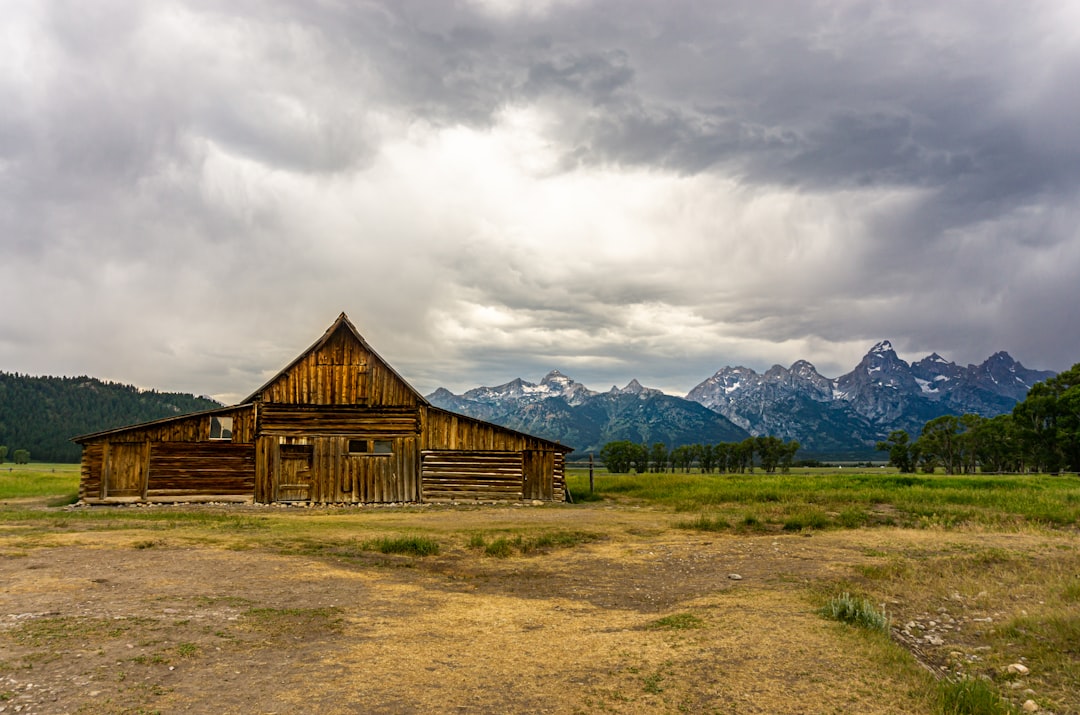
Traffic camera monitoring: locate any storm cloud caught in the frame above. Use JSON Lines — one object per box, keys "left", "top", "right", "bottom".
{"left": 2, "top": 0, "right": 1078, "bottom": 401}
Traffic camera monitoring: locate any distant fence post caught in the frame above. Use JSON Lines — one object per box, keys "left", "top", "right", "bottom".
{"left": 589, "top": 453, "right": 594, "bottom": 493}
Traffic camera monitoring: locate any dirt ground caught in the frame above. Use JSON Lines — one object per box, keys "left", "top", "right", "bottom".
{"left": 1, "top": 502, "right": 1071, "bottom": 714}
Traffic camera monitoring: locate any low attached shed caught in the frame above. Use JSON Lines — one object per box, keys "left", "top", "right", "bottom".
{"left": 75, "top": 313, "right": 572, "bottom": 505}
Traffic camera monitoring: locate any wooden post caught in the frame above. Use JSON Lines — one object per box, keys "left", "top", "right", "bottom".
{"left": 589, "top": 453, "right": 594, "bottom": 493}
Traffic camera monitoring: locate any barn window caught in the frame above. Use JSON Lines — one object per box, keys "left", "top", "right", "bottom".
{"left": 348, "top": 439, "right": 393, "bottom": 455}
{"left": 210, "top": 415, "right": 233, "bottom": 441}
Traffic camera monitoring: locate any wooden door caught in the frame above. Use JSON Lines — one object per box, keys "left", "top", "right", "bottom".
{"left": 103, "top": 442, "right": 147, "bottom": 499}
{"left": 522, "top": 450, "right": 554, "bottom": 501}
{"left": 276, "top": 442, "right": 313, "bottom": 501}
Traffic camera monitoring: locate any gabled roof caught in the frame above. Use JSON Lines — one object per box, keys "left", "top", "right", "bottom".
{"left": 239, "top": 312, "right": 430, "bottom": 406}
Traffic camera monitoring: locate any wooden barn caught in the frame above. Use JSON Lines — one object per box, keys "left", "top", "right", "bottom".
{"left": 74, "top": 313, "right": 571, "bottom": 505}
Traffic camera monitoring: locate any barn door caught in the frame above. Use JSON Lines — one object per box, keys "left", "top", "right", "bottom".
{"left": 522, "top": 450, "right": 554, "bottom": 501}
{"left": 103, "top": 442, "right": 148, "bottom": 499}
{"left": 275, "top": 442, "right": 313, "bottom": 501}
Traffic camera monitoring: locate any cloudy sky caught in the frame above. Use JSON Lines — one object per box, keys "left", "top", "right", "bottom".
{"left": 3, "top": 1, "right": 1079, "bottom": 402}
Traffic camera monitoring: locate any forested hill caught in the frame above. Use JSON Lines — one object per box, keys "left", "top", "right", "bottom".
{"left": 0, "top": 372, "right": 221, "bottom": 463}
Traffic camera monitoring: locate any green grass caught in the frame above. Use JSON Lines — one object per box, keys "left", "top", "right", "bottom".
{"left": 360, "top": 535, "right": 440, "bottom": 556}
{"left": 645, "top": 613, "right": 705, "bottom": 630}
{"left": 934, "top": 678, "right": 1015, "bottom": 715}
{"left": 673, "top": 514, "right": 730, "bottom": 532}
{"left": 565, "top": 468, "right": 1080, "bottom": 530}
{"left": 0, "top": 463, "right": 80, "bottom": 501}
{"left": 467, "top": 529, "right": 603, "bottom": 557}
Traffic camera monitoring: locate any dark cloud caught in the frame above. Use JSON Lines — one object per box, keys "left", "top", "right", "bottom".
{"left": 1, "top": 0, "right": 1078, "bottom": 401}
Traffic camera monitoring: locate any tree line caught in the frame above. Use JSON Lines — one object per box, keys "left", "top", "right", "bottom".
{"left": 0, "top": 371, "right": 221, "bottom": 463}
{"left": 878, "top": 363, "right": 1080, "bottom": 474}
{"left": 599, "top": 436, "right": 800, "bottom": 474}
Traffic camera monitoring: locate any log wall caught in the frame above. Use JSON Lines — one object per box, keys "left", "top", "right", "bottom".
{"left": 422, "top": 407, "right": 564, "bottom": 452}
{"left": 421, "top": 450, "right": 525, "bottom": 501}
{"left": 146, "top": 442, "right": 255, "bottom": 498}
{"left": 78, "top": 443, "right": 104, "bottom": 502}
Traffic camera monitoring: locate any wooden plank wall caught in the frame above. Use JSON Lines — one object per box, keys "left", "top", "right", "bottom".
{"left": 79, "top": 443, "right": 104, "bottom": 502}
{"left": 147, "top": 442, "right": 255, "bottom": 498}
{"left": 254, "top": 436, "right": 277, "bottom": 503}
{"left": 422, "top": 408, "right": 562, "bottom": 452}
{"left": 421, "top": 450, "right": 524, "bottom": 502}
{"left": 258, "top": 405, "right": 420, "bottom": 436}
{"left": 522, "top": 449, "right": 555, "bottom": 501}
{"left": 420, "top": 408, "right": 571, "bottom": 502}
{"left": 256, "top": 327, "right": 419, "bottom": 407}
{"left": 102, "top": 442, "right": 148, "bottom": 498}
{"left": 314, "top": 436, "right": 418, "bottom": 503}
{"left": 254, "top": 433, "right": 420, "bottom": 504}
{"left": 78, "top": 406, "right": 256, "bottom": 503}
{"left": 553, "top": 452, "right": 566, "bottom": 502}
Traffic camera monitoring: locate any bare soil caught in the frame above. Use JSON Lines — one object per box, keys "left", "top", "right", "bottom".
{"left": 0, "top": 502, "right": 1071, "bottom": 714}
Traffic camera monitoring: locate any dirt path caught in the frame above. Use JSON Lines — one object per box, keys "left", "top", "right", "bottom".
{"left": 0, "top": 504, "right": 1067, "bottom": 714}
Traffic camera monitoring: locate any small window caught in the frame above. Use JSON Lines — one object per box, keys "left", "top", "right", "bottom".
{"left": 348, "top": 439, "right": 392, "bottom": 455}
{"left": 210, "top": 415, "right": 233, "bottom": 441}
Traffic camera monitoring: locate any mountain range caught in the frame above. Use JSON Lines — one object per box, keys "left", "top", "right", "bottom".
{"left": 426, "top": 341, "right": 1056, "bottom": 458}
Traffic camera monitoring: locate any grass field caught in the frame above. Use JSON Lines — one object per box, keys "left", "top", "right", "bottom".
{"left": 566, "top": 466, "right": 1080, "bottom": 530}
{"left": 1, "top": 464, "right": 1077, "bottom": 713}
{"left": 0, "top": 462, "right": 79, "bottom": 503}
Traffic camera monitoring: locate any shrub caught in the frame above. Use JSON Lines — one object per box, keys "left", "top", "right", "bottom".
{"left": 819, "top": 592, "right": 889, "bottom": 632}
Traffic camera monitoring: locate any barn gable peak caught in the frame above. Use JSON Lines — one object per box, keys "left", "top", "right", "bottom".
{"left": 241, "top": 313, "right": 428, "bottom": 407}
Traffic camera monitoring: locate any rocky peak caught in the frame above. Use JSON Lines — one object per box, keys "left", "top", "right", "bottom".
{"left": 541, "top": 369, "right": 572, "bottom": 386}
{"left": 911, "top": 353, "right": 963, "bottom": 393}
{"left": 427, "top": 387, "right": 456, "bottom": 401}
{"left": 614, "top": 378, "right": 664, "bottom": 398}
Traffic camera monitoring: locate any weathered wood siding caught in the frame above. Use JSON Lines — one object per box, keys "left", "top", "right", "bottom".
{"left": 77, "top": 407, "right": 255, "bottom": 502}
{"left": 256, "top": 325, "right": 419, "bottom": 407}
{"left": 419, "top": 409, "right": 570, "bottom": 502}
{"left": 422, "top": 407, "right": 563, "bottom": 452}
{"left": 553, "top": 452, "right": 566, "bottom": 502}
{"left": 251, "top": 404, "right": 420, "bottom": 503}
{"left": 523, "top": 449, "right": 554, "bottom": 501}
{"left": 421, "top": 451, "right": 524, "bottom": 501}
{"left": 258, "top": 405, "right": 420, "bottom": 436}
{"left": 102, "top": 442, "right": 148, "bottom": 499}
{"left": 79, "top": 443, "right": 104, "bottom": 502}
{"left": 146, "top": 442, "right": 255, "bottom": 498}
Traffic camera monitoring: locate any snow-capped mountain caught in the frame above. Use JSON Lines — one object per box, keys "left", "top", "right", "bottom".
{"left": 460, "top": 370, "right": 597, "bottom": 407}
{"left": 685, "top": 341, "right": 1055, "bottom": 450}
{"left": 427, "top": 372, "right": 748, "bottom": 454}
{"left": 427, "top": 343, "right": 1054, "bottom": 457}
